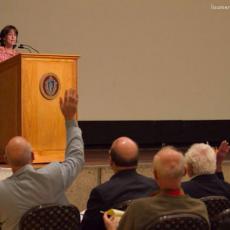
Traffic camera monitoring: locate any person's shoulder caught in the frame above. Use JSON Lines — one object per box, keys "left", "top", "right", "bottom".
{"left": 129, "top": 196, "right": 153, "bottom": 208}
{"left": 182, "top": 178, "right": 203, "bottom": 193}
{"left": 14, "top": 49, "right": 19, "bottom": 55}
{"left": 184, "top": 195, "right": 209, "bottom": 217}
{"left": 134, "top": 172, "right": 152, "bottom": 181}
{"left": 86, "top": 178, "right": 112, "bottom": 199}
{"left": 0, "top": 176, "right": 13, "bottom": 192}
{"left": 136, "top": 173, "right": 158, "bottom": 187}
{"left": 181, "top": 179, "right": 194, "bottom": 189}
{"left": 86, "top": 182, "right": 113, "bottom": 206}
{"left": 136, "top": 173, "right": 153, "bottom": 180}
{"left": 181, "top": 180, "right": 191, "bottom": 186}
{"left": 0, "top": 179, "right": 6, "bottom": 185}
{"left": 184, "top": 194, "right": 206, "bottom": 206}
{"left": 123, "top": 196, "right": 154, "bottom": 217}
{"left": 37, "top": 161, "right": 62, "bottom": 176}
{"left": 140, "top": 175, "right": 156, "bottom": 183}
{"left": 0, "top": 46, "right": 5, "bottom": 52}
{"left": 92, "top": 179, "right": 113, "bottom": 194}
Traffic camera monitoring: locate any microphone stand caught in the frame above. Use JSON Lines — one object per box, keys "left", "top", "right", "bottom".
{"left": 18, "top": 44, "right": 39, "bottom": 53}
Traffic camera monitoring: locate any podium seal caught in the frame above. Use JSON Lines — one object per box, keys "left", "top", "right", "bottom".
{"left": 40, "top": 73, "right": 60, "bottom": 100}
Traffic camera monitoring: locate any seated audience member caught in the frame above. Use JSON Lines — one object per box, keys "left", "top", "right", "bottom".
{"left": 81, "top": 137, "right": 158, "bottom": 230}
{"left": 103, "top": 146, "right": 209, "bottom": 230}
{"left": 0, "top": 25, "right": 19, "bottom": 62}
{"left": 0, "top": 89, "right": 84, "bottom": 230}
{"left": 182, "top": 141, "right": 230, "bottom": 199}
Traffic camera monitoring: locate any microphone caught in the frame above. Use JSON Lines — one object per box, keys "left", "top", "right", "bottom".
{"left": 18, "top": 44, "right": 39, "bottom": 53}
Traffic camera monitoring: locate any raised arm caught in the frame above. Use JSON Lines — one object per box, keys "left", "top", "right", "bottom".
{"left": 216, "top": 140, "right": 230, "bottom": 174}
{"left": 59, "top": 89, "right": 85, "bottom": 189}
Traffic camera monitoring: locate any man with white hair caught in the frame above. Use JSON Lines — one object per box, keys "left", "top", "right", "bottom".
{"left": 103, "top": 146, "right": 209, "bottom": 230}
{"left": 182, "top": 141, "right": 230, "bottom": 199}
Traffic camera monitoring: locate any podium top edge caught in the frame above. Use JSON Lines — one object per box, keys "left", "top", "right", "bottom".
{"left": 19, "top": 53, "right": 80, "bottom": 59}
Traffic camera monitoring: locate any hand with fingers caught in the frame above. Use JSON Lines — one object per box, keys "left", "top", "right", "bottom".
{"left": 103, "top": 212, "right": 119, "bottom": 230}
{"left": 59, "top": 89, "right": 78, "bottom": 121}
{"left": 216, "top": 140, "right": 230, "bottom": 172}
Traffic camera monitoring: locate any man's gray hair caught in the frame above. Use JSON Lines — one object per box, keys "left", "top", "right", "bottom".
{"left": 185, "top": 143, "right": 216, "bottom": 176}
{"left": 153, "top": 146, "right": 185, "bottom": 179}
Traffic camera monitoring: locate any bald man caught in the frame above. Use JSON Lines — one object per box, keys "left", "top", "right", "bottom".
{"left": 104, "top": 146, "right": 209, "bottom": 230}
{"left": 5, "top": 137, "right": 33, "bottom": 173}
{"left": 81, "top": 137, "right": 158, "bottom": 230}
{"left": 0, "top": 89, "right": 84, "bottom": 230}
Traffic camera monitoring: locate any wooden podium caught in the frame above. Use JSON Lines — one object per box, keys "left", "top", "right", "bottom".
{"left": 0, "top": 53, "right": 79, "bottom": 163}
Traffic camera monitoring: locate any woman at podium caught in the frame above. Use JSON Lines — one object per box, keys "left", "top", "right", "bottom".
{"left": 0, "top": 25, "right": 19, "bottom": 62}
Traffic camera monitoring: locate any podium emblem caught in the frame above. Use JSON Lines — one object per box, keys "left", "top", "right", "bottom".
{"left": 40, "top": 73, "right": 60, "bottom": 100}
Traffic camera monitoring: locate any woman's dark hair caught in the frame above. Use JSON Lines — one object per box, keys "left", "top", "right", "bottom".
{"left": 0, "top": 25, "right": 18, "bottom": 48}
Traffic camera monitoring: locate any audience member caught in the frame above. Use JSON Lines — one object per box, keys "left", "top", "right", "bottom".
{"left": 81, "top": 137, "right": 158, "bottom": 230}
{"left": 0, "top": 25, "right": 19, "bottom": 62}
{"left": 103, "top": 146, "right": 209, "bottom": 230}
{"left": 0, "top": 89, "right": 84, "bottom": 230}
{"left": 182, "top": 141, "right": 230, "bottom": 199}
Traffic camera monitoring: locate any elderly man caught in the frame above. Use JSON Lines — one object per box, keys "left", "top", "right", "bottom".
{"left": 104, "top": 146, "right": 209, "bottom": 230}
{"left": 0, "top": 89, "right": 84, "bottom": 230}
{"left": 182, "top": 141, "right": 230, "bottom": 199}
{"left": 81, "top": 137, "right": 158, "bottom": 230}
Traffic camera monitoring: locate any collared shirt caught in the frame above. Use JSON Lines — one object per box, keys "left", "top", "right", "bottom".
{"left": 0, "top": 120, "right": 84, "bottom": 230}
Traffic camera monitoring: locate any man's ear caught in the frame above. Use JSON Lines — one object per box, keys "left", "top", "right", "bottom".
{"left": 153, "top": 169, "right": 158, "bottom": 180}
{"left": 31, "top": 152, "right": 35, "bottom": 163}
{"left": 3, "top": 154, "right": 8, "bottom": 163}
{"left": 183, "top": 166, "right": 187, "bottom": 177}
{"left": 186, "top": 164, "right": 193, "bottom": 177}
{"left": 110, "top": 158, "right": 115, "bottom": 169}
{"left": 108, "top": 153, "right": 112, "bottom": 165}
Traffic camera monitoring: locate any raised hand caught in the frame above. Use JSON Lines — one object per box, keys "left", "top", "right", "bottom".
{"left": 59, "top": 89, "right": 78, "bottom": 120}
{"left": 216, "top": 140, "right": 230, "bottom": 172}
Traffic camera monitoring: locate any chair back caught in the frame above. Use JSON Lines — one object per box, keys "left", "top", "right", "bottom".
{"left": 147, "top": 213, "right": 209, "bottom": 230}
{"left": 19, "top": 204, "right": 80, "bottom": 230}
{"left": 218, "top": 208, "right": 230, "bottom": 230}
{"left": 201, "top": 196, "right": 230, "bottom": 230}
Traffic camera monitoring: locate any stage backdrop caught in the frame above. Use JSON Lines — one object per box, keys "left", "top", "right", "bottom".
{"left": 1, "top": 0, "right": 230, "bottom": 147}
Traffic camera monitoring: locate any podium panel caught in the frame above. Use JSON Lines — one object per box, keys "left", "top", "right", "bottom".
{"left": 0, "top": 53, "right": 79, "bottom": 163}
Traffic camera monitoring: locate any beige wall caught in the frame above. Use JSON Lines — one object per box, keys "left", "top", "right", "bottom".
{"left": 1, "top": 0, "right": 230, "bottom": 120}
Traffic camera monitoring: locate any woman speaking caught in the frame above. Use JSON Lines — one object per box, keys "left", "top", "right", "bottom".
{"left": 0, "top": 25, "right": 19, "bottom": 62}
